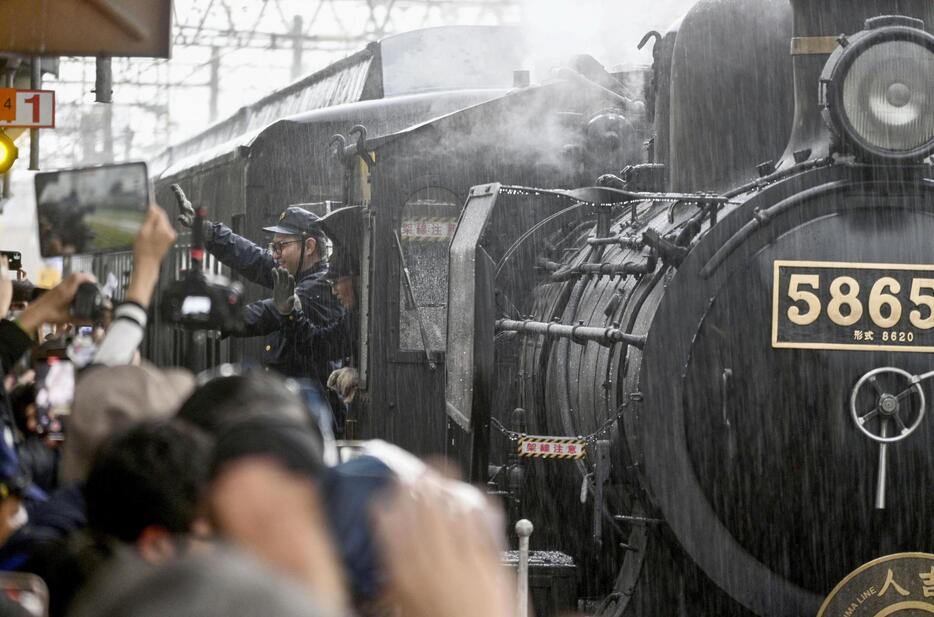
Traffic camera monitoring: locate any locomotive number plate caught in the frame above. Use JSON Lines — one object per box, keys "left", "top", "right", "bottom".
{"left": 772, "top": 260, "right": 934, "bottom": 352}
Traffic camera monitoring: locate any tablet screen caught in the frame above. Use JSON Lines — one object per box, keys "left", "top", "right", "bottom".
{"left": 35, "top": 162, "right": 149, "bottom": 256}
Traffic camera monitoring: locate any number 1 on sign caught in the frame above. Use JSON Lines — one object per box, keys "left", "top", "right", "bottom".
{"left": 23, "top": 95, "right": 39, "bottom": 123}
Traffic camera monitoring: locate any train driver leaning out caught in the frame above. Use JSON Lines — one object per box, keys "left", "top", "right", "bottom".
{"left": 171, "top": 184, "right": 346, "bottom": 435}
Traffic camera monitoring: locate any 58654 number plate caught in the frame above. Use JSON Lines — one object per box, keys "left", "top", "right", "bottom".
{"left": 772, "top": 260, "right": 934, "bottom": 352}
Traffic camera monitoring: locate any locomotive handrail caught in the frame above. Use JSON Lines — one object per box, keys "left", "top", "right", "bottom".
{"left": 495, "top": 318, "right": 646, "bottom": 348}
{"left": 498, "top": 184, "right": 730, "bottom": 206}
{"left": 560, "top": 186, "right": 730, "bottom": 207}
{"left": 549, "top": 260, "right": 656, "bottom": 282}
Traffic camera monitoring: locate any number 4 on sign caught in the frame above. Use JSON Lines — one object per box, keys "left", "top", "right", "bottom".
{"left": 0, "top": 91, "right": 13, "bottom": 123}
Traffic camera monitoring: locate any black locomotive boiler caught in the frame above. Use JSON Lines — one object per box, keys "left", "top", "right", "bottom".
{"left": 446, "top": 0, "right": 934, "bottom": 615}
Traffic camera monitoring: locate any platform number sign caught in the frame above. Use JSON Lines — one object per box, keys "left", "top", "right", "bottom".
{"left": 0, "top": 89, "right": 55, "bottom": 128}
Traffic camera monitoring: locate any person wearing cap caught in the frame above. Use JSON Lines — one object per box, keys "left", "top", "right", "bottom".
{"left": 294, "top": 206, "right": 363, "bottom": 434}
{"left": 324, "top": 248, "right": 361, "bottom": 427}
{"left": 172, "top": 186, "right": 345, "bottom": 430}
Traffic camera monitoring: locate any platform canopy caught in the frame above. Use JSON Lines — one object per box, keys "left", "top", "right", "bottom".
{"left": 0, "top": 0, "right": 171, "bottom": 57}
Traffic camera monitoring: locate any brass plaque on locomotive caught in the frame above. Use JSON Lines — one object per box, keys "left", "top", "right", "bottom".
{"left": 816, "top": 552, "right": 934, "bottom": 617}
{"left": 772, "top": 260, "right": 934, "bottom": 352}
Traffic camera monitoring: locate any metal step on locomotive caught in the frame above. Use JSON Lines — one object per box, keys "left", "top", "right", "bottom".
{"left": 447, "top": 0, "right": 934, "bottom": 615}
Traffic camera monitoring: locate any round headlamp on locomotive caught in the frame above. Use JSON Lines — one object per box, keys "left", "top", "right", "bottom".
{"left": 820, "top": 16, "right": 934, "bottom": 162}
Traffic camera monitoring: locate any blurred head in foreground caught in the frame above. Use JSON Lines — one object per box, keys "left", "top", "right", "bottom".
{"left": 70, "top": 549, "right": 327, "bottom": 617}
{"left": 62, "top": 363, "right": 195, "bottom": 485}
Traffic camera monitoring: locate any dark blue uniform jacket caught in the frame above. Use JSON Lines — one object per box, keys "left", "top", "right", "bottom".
{"left": 206, "top": 223, "right": 347, "bottom": 383}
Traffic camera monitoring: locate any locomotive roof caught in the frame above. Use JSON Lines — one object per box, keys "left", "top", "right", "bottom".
{"left": 151, "top": 48, "right": 375, "bottom": 177}
{"left": 334, "top": 77, "right": 630, "bottom": 156}
{"left": 159, "top": 88, "right": 505, "bottom": 181}
{"left": 151, "top": 25, "right": 524, "bottom": 178}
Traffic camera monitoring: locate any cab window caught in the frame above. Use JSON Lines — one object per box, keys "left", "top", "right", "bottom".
{"left": 397, "top": 186, "right": 460, "bottom": 352}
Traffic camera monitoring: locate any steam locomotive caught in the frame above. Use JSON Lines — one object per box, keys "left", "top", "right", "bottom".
{"left": 92, "top": 0, "right": 934, "bottom": 614}
{"left": 445, "top": 0, "right": 934, "bottom": 615}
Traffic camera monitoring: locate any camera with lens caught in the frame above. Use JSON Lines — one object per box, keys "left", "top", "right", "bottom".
{"left": 12, "top": 280, "right": 43, "bottom": 304}
{"left": 161, "top": 271, "right": 244, "bottom": 332}
{"left": 70, "top": 282, "right": 106, "bottom": 323}
{"left": 161, "top": 188, "right": 244, "bottom": 332}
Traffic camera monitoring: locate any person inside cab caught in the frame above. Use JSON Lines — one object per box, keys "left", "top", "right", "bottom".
{"left": 315, "top": 207, "right": 364, "bottom": 433}
{"left": 325, "top": 249, "right": 360, "bottom": 418}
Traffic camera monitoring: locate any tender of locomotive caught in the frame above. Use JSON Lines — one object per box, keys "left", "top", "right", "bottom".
{"left": 446, "top": 0, "right": 934, "bottom": 615}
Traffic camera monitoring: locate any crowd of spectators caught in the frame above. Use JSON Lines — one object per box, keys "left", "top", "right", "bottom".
{"left": 0, "top": 204, "right": 514, "bottom": 617}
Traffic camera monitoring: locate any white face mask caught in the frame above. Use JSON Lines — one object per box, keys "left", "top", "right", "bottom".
{"left": 9, "top": 503, "right": 27, "bottom": 532}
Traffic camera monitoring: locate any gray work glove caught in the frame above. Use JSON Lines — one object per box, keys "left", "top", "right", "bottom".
{"left": 327, "top": 367, "right": 360, "bottom": 404}
{"left": 170, "top": 184, "right": 214, "bottom": 241}
{"left": 272, "top": 266, "right": 298, "bottom": 315}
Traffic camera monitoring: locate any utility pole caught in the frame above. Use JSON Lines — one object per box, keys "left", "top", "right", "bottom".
{"left": 94, "top": 56, "right": 113, "bottom": 103}
{"left": 291, "top": 15, "right": 304, "bottom": 81}
{"left": 209, "top": 45, "right": 220, "bottom": 124}
{"left": 95, "top": 56, "right": 114, "bottom": 163}
{"left": 123, "top": 125, "right": 134, "bottom": 161}
{"left": 102, "top": 104, "right": 114, "bottom": 162}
